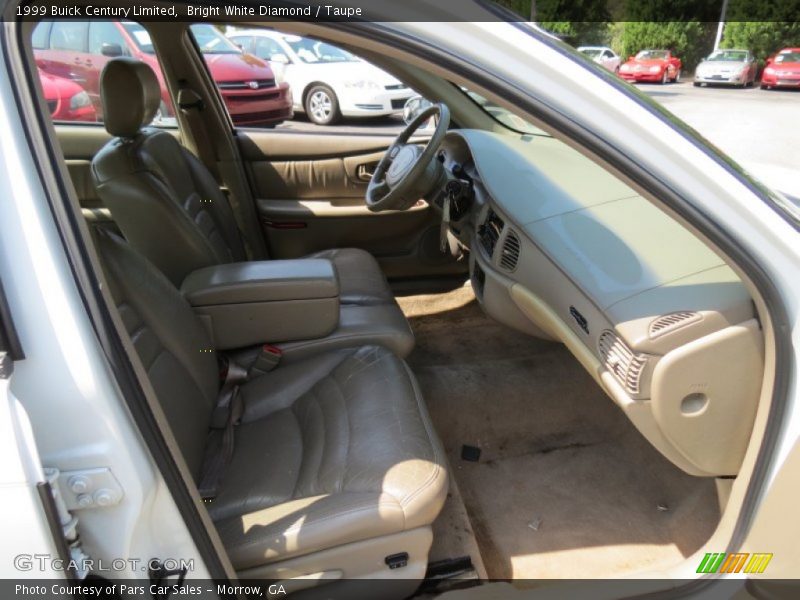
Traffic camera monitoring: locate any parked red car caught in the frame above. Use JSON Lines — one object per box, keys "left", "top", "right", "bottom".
{"left": 760, "top": 48, "right": 800, "bottom": 89}
{"left": 38, "top": 68, "right": 96, "bottom": 121}
{"left": 619, "top": 49, "right": 682, "bottom": 84}
{"left": 32, "top": 21, "right": 292, "bottom": 126}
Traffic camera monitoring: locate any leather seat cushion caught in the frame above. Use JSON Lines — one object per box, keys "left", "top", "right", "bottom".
{"left": 307, "top": 248, "right": 396, "bottom": 306}
{"left": 209, "top": 345, "right": 447, "bottom": 569}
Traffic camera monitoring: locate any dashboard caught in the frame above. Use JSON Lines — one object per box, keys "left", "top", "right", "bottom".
{"left": 432, "top": 129, "right": 764, "bottom": 477}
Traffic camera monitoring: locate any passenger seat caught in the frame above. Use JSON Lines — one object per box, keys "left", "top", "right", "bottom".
{"left": 90, "top": 58, "right": 413, "bottom": 358}
{"left": 94, "top": 228, "right": 448, "bottom": 588}
{"left": 91, "top": 57, "right": 393, "bottom": 305}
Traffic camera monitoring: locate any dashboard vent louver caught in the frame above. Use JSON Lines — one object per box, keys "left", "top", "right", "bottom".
{"left": 648, "top": 311, "right": 701, "bottom": 338}
{"left": 499, "top": 230, "right": 521, "bottom": 271}
{"left": 598, "top": 330, "right": 648, "bottom": 396}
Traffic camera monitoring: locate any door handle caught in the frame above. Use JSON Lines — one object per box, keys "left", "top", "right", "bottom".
{"left": 356, "top": 163, "right": 376, "bottom": 182}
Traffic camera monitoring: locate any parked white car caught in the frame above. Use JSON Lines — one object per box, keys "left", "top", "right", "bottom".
{"left": 228, "top": 30, "right": 414, "bottom": 125}
{"left": 577, "top": 46, "right": 621, "bottom": 72}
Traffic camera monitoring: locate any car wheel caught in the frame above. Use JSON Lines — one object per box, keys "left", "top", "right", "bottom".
{"left": 661, "top": 69, "right": 669, "bottom": 84}
{"left": 305, "top": 85, "right": 340, "bottom": 126}
{"left": 673, "top": 69, "right": 681, "bottom": 83}
{"left": 693, "top": 81, "right": 701, "bottom": 87}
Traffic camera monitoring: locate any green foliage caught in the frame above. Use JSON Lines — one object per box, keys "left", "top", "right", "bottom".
{"left": 721, "top": 22, "right": 800, "bottom": 60}
{"left": 538, "top": 22, "right": 611, "bottom": 45}
{"left": 618, "top": 22, "right": 716, "bottom": 70}
{"left": 489, "top": 0, "right": 799, "bottom": 70}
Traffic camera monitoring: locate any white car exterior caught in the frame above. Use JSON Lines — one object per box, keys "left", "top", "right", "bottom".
{"left": 577, "top": 46, "right": 621, "bottom": 72}
{"left": 227, "top": 30, "right": 413, "bottom": 125}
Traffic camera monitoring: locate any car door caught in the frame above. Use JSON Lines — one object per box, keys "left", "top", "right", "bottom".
{"left": 35, "top": 21, "right": 91, "bottom": 86}
{"left": 236, "top": 129, "right": 464, "bottom": 280}
{"left": 220, "top": 30, "right": 465, "bottom": 280}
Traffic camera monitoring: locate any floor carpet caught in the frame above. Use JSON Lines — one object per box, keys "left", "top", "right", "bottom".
{"left": 398, "top": 285, "right": 720, "bottom": 580}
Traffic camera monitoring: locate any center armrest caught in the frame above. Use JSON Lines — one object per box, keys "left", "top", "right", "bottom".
{"left": 180, "top": 259, "right": 340, "bottom": 350}
{"left": 182, "top": 259, "right": 338, "bottom": 305}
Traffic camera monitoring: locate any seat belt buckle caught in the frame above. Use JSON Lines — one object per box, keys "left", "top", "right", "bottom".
{"left": 250, "top": 344, "right": 282, "bottom": 376}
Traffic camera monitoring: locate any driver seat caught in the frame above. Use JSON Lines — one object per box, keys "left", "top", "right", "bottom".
{"left": 91, "top": 58, "right": 394, "bottom": 307}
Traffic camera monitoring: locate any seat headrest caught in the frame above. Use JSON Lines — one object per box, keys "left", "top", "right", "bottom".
{"left": 100, "top": 58, "right": 161, "bottom": 138}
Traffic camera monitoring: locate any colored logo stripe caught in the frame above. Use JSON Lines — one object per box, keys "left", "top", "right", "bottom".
{"left": 696, "top": 552, "right": 773, "bottom": 574}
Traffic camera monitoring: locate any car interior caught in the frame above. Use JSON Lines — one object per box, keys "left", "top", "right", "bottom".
{"left": 19, "top": 18, "right": 773, "bottom": 596}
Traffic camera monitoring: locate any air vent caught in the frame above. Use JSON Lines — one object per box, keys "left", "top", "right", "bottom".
{"left": 648, "top": 311, "right": 701, "bottom": 339}
{"left": 598, "top": 330, "right": 648, "bottom": 396}
{"left": 478, "top": 209, "right": 504, "bottom": 258}
{"left": 499, "top": 230, "right": 521, "bottom": 271}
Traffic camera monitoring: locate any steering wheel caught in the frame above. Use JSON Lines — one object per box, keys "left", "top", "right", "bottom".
{"left": 366, "top": 103, "right": 450, "bottom": 212}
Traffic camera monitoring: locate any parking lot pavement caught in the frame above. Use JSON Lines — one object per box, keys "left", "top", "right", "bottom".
{"left": 273, "top": 83, "right": 798, "bottom": 197}
{"left": 637, "top": 82, "right": 800, "bottom": 197}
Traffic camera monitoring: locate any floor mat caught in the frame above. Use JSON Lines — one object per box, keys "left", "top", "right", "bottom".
{"left": 398, "top": 286, "right": 720, "bottom": 580}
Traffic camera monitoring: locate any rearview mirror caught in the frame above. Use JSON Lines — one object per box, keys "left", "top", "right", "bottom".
{"left": 270, "top": 53, "right": 290, "bottom": 64}
{"left": 403, "top": 96, "right": 435, "bottom": 126}
{"left": 101, "top": 43, "right": 123, "bottom": 58}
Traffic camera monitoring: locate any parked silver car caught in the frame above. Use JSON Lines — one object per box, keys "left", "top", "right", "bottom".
{"left": 694, "top": 49, "right": 758, "bottom": 87}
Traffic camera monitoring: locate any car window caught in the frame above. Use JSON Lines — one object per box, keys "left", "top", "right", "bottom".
{"left": 708, "top": 50, "right": 747, "bottom": 62}
{"left": 31, "top": 20, "right": 175, "bottom": 128}
{"left": 31, "top": 21, "right": 51, "bottom": 49}
{"left": 253, "top": 37, "right": 284, "bottom": 61}
{"left": 190, "top": 24, "right": 415, "bottom": 134}
{"left": 459, "top": 86, "right": 548, "bottom": 137}
{"left": 88, "top": 21, "right": 129, "bottom": 56}
{"left": 229, "top": 35, "right": 252, "bottom": 53}
{"left": 283, "top": 35, "right": 357, "bottom": 63}
{"left": 190, "top": 24, "right": 241, "bottom": 55}
{"left": 121, "top": 21, "right": 155, "bottom": 54}
{"left": 636, "top": 50, "right": 669, "bottom": 60}
{"left": 580, "top": 48, "right": 602, "bottom": 59}
{"left": 50, "top": 21, "right": 88, "bottom": 52}
{"left": 775, "top": 51, "right": 800, "bottom": 63}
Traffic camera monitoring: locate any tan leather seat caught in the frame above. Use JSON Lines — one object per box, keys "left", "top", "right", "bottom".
{"left": 90, "top": 58, "right": 395, "bottom": 307}
{"left": 95, "top": 229, "right": 448, "bottom": 582}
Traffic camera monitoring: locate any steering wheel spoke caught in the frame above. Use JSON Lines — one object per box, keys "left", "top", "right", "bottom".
{"left": 365, "top": 103, "right": 450, "bottom": 212}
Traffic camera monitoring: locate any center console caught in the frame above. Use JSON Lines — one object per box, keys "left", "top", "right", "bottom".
{"left": 181, "top": 259, "right": 340, "bottom": 350}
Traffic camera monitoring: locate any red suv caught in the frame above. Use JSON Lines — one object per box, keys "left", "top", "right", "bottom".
{"left": 32, "top": 21, "right": 292, "bottom": 127}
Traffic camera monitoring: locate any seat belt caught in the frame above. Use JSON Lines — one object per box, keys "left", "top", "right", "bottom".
{"left": 197, "top": 359, "right": 249, "bottom": 501}
{"left": 177, "top": 88, "right": 267, "bottom": 261}
{"left": 177, "top": 89, "right": 220, "bottom": 180}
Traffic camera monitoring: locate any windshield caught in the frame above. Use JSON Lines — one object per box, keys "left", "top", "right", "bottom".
{"left": 636, "top": 50, "right": 668, "bottom": 60}
{"left": 121, "top": 21, "right": 154, "bottom": 54}
{"left": 190, "top": 24, "right": 242, "bottom": 55}
{"left": 459, "top": 87, "right": 548, "bottom": 137}
{"left": 284, "top": 36, "right": 357, "bottom": 63}
{"left": 775, "top": 51, "right": 800, "bottom": 63}
{"left": 707, "top": 50, "right": 748, "bottom": 62}
{"left": 579, "top": 48, "right": 603, "bottom": 58}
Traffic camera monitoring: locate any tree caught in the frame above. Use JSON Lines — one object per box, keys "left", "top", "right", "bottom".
{"left": 618, "top": 21, "right": 716, "bottom": 70}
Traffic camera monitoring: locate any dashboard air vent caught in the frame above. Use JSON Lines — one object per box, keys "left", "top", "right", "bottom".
{"left": 598, "top": 330, "right": 648, "bottom": 396}
{"left": 499, "top": 230, "right": 521, "bottom": 271}
{"left": 479, "top": 209, "right": 504, "bottom": 259}
{"left": 648, "top": 311, "right": 701, "bottom": 339}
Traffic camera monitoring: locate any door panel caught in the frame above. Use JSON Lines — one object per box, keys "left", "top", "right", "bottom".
{"left": 56, "top": 125, "right": 114, "bottom": 209}
{"left": 238, "top": 129, "right": 467, "bottom": 280}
